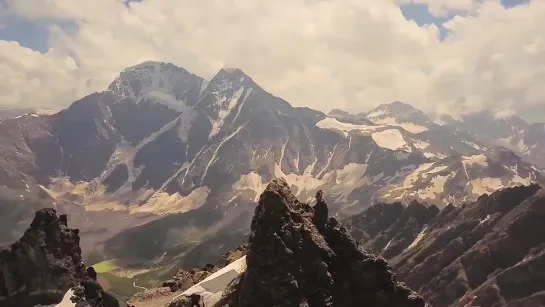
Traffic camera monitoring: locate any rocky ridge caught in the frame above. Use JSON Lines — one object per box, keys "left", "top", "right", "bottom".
{"left": 0, "top": 208, "right": 119, "bottom": 307}
{"left": 199, "top": 179, "right": 426, "bottom": 307}
{"left": 347, "top": 184, "right": 545, "bottom": 307}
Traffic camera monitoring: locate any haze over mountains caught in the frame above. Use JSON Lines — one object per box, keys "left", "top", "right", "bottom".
{"left": 0, "top": 61, "right": 544, "bottom": 302}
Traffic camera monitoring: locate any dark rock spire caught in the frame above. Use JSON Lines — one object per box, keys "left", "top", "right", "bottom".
{"left": 219, "top": 179, "right": 428, "bottom": 307}
{"left": 0, "top": 208, "right": 119, "bottom": 307}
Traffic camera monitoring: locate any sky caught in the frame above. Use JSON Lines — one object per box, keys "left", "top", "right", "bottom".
{"left": 0, "top": 0, "right": 544, "bottom": 122}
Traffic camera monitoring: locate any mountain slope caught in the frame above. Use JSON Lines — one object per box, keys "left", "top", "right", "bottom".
{"left": 380, "top": 148, "right": 543, "bottom": 205}
{"left": 345, "top": 184, "right": 545, "bottom": 307}
{"left": 364, "top": 101, "right": 438, "bottom": 133}
{"left": 437, "top": 111, "right": 545, "bottom": 168}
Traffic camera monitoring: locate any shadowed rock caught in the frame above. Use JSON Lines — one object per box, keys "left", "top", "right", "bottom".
{"left": 219, "top": 179, "right": 427, "bottom": 307}
{"left": 0, "top": 208, "right": 119, "bottom": 307}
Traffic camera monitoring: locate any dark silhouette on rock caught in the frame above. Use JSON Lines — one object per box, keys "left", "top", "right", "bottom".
{"left": 190, "top": 293, "right": 203, "bottom": 307}
{"left": 87, "top": 267, "right": 98, "bottom": 281}
{"left": 218, "top": 179, "right": 427, "bottom": 307}
{"left": 0, "top": 208, "right": 119, "bottom": 307}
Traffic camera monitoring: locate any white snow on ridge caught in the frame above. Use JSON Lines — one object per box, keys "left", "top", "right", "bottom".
{"left": 405, "top": 227, "right": 428, "bottom": 251}
{"left": 40, "top": 289, "right": 75, "bottom": 307}
{"left": 173, "top": 256, "right": 247, "bottom": 307}
{"left": 316, "top": 117, "right": 386, "bottom": 137}
{"left": 231, "top": 171, "right": 266, "bottom": 202}
{"left": 202, "top": 123, "right": 248, "bottom": 182}
{"left": 469, "top": 178, "right": 504, "bottom": 196}
{"left": 132, "top": 186, "right": 210, "bottom": 214}
{"left": 329, "top": 163, "right": 369, "bottom": 201}
{"left": 462, "top": 154, "right": 488, "bottom": 167}
{"left": 209, "top": 87, "right": 246, "bottom": 138}
{"left": 368, "top": 116, "right": 429, "bottom": 133}
{"left": 372, "top": 129, "right": 410, "bottom": 151}
{"left": 427, "top": 165, "right": 449, "bottom": 174}
{"left": 383, "top": 239, "right": 393, "bottom": 252}
{"left": 463, "top": 140, "right": 483, "bottom": 150}
{"left": 146, "top": 90, "right": 187, "bottom": 112}
{"left": 417, "top": 173, "right": 451, "bottom": 200}
{"left": 413, "top": 140, "right": 431, "bottom": 150}
{"left": 366, "top": 109, "right": 388, "bottom": 118}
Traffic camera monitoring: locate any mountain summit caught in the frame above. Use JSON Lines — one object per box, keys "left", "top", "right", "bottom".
{"left": 363, "top": 101, "right": 437, "bottom": 133}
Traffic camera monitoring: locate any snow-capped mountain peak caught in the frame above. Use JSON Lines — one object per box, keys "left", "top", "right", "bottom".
{"left": 108, "top": 61, "right": 207, "bottom": 111}
{"left": 364, "top": 101, "right": 436, "bottom": 134}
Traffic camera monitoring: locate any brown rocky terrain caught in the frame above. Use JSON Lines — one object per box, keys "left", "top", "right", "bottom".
{"left": 347, "top": 184, "right": 545, "bottom": 307}
{"left": 124, "top": 182, "right": 545, "bottom": 307}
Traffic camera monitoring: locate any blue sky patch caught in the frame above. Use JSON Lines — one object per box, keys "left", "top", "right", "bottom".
{"left": 0, "top": 17, "right": 50, "bottom": 52}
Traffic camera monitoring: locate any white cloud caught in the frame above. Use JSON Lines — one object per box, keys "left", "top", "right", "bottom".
{"left": 0, "top": 0, "right": 544, "bottom": 122}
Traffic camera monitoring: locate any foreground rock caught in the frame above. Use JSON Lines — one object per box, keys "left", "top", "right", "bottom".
{"left": 216, "top": 180, "right": 427, "bottom": 307}
{"left": 0, "top": 208, "right": 119, "bottom": 307}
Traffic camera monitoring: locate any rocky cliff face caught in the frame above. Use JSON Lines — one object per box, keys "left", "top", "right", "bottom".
{"left": 0, "top": 208, "right": 119, "bottom": 307}
{"left": 348, "top": 184, "right": 545, "bottom": 307}
{"left": 218, "top": 179, "right": 427, "bottom": 307}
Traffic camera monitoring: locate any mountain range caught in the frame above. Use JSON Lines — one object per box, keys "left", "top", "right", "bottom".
{"left": 127, "top": 182, "right": 545, "bottom": 307}
{"left": 0, "top": 60, "right": 544, "bottom": 302}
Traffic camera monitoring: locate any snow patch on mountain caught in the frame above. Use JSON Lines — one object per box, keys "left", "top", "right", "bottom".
{"left": 231, "top": 171, "right": 266, "bottom": 202}
{"left": 462, "top": 154, "right": 488, "bottom": 167}
{"left": 329, "top": 163, "right": 369, "bottom": 201}
{"left": 468, "top": 178, "right": 505, "bottom": 196}
{"left": 316, "top": 117, "right": 385, "bottom": 137}
{"left": 174, "top": 256, "right": 247, "bottom": 307}
{"left": 113, "top": 115, "right": 183, "bottom": 195}
{"left": 132, "top": 186, "right": 210, "bottom": 214}
{"left": 418, "top": 173, "right": 453, "bottom": 200}
{"left": 405, "top": 226, "right": 428, "bottom": 251}
{"left": 368, "top": 116, "right": 429, "bottom": 133}
{"left": 46, "top": 289, "right": 75, "bottom": 307}
{"left": 372, "top": 129, "right": 410, "bottom": 151}
{"left": 413, "top": 140, "right": 431, "bottom": 150}
{"left": 202, "top": 123, "right": 248, "bottom": 182}
{"left": 209, "top": 87, "right": 247, "bottom": 138}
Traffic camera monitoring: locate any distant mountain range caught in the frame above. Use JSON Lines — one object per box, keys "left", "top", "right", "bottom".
{"left": 0, "top": 61, "right": 544, "bottom": 301}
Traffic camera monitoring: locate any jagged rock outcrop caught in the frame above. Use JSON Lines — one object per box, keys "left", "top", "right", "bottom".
{"left": 397, "top": 184, "right": 545, "bottom": 307}
{"left": 0, "top": 208, "right": 119, "bottom": 307}
{"left": 218, "top": 179, "right": 427, "bottom": 307}
{"left": 349, "top": 184, "right": 545, "bottom": 307}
